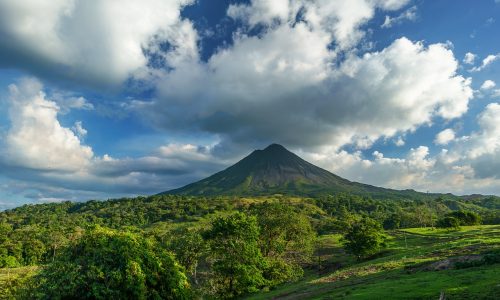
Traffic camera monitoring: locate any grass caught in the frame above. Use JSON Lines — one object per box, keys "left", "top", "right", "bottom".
{"left": 247, "top": 225, "right": 500, "bottom": 300}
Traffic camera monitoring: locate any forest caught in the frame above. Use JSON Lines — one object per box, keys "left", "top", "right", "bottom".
{"left": 0, "top": 193, "right": 499, "bottom": 299}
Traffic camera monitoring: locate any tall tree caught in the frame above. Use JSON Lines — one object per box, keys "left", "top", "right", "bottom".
{"left": 252, "top": 202, "right": 315, "bottom": 285}
{"left": 204, "top": 212, "right": 266, "bottom": 299}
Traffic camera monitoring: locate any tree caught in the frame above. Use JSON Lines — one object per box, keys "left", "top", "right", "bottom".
{"left": 167, "top": 227, "right": 206, "bottom": 284}
{"left": 436, "top": 216, "right": 460, "bottom": 230}
{"left": 204, "top": 212, "right": 266, "bottom": 299}
{"left": 342, "top": 217, "right": 387, "bottom": 260}
{"left": 383, "top": 213, "right": 401, "bottom": 230}
{"left": 251, "top": 202, "right": 315, "bottom": 285}
{"left": 29, "top": 226, "right": 190, "bottom": 299}
{"left": 446, "top": 211, "right": 481, "bottom": 226}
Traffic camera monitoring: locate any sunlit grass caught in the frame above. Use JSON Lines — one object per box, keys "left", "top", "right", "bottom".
{"left": 247, "top": 225, "right": 500, "bottom": 300}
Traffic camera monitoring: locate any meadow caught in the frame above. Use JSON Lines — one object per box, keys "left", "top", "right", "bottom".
{"left": 248, "top": 225, "right": 500, "bottom": 300}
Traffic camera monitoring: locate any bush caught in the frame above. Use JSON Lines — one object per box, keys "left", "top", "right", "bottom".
{"left": 436, "top": 216, "right": 461, "bottom": 230}
{"left": 447, "top": 211, "right": 481, "bottom": 226}
{"left": 0, "top": 255, "right": 21, "bottom": 268}
{"left": 342, "top": 217, "right": 387, "bottom": 260}
{"left": 27, "top": 226, "right": 191, "bottom": 299}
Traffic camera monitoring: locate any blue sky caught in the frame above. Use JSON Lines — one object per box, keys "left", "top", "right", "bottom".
{"left": 0, "top": 0, "right": 500, "bottom": 209}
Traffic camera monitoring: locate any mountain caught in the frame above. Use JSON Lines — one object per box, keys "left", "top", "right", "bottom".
{"left": 162, "top": 144, "right": 447, "bottom": 200}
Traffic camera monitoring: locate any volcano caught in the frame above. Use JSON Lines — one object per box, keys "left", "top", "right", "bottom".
{"left": 162, "top": 144, "right": 441, "bottom": 200}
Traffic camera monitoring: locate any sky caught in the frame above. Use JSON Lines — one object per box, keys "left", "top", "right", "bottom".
{"left": 0, "top": 0, "right": 500, "bottom": 210}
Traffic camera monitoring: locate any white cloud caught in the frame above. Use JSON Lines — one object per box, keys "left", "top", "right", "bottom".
{"left": 228, "top": 0, "right": 410, "bottom": 50}
{"left": 0, "top": 78, "right": 227, "bottom": 202}
{"left": 395, "top": 136, "right": 405, "bottom": 147}
{"left": 480, "top": 80, "right": 496, "bottom": 90}
{"left": 469, "top": 53, "right": 500, "bottom": 72}
{"left": 72, "top": 121, "right": 87, "bottom": 139}
{"left": 381, "top": 5, "right": 417, "bottom": 28}
{"left": 464, "top": 103, "right": 500, "bottom": 159}
{"left": 434, "top": 128, "right": 456, "bottom": 145}
{"left": 463, "top": 52, "right": 476, "bottom": 65}
{"left": 0, "top": 0, "right": 196, "bottom": 86}
{"left": 145, "top": 35, "right": 472, "bottom": 151}
{"left": 3, "top": 78, "right": 93, "bottom": 172}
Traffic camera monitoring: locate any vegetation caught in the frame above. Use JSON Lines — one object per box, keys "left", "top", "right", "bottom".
{"left": 342, "top": 217, "right": 387, "bottom": 259}
{"left": 0, "top": 193, "right": 498, "bottom": 299}
{"left": 26, "top": 226, "right": 191, "bottom": 299}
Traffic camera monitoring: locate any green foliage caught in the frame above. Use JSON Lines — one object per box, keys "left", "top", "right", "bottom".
{"left": 0, "top": 194, "right": 498, "bottom": 299}
{"left": 27, "top": 226, "right": 190, "bottom": 300}
{"left": 446, "top": 210, "right": 481, "bottom": 226}
{"left": 436, "top": 216, "right": 461, "bottom": 230}
{"left": 0, "top": 255, "right": 20, "bottom": 268}
{"left": 342, "top": 217, "right": 387, "bottom": 259}
{"left": 204, "top": 212, "right": 266, "bottom": 299}
{"left": 251, "top": 202, "right": 315, "bottom": 285}
{"left": 165, "top": 227, "right": 206, "bottom": 284}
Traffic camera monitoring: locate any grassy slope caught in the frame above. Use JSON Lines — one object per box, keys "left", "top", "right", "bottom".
{"left": 247, "top": 225, "right": 500, "bottom": 300}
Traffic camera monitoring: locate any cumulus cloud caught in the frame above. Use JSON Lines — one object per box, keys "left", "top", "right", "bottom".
{"left": 463, "top": 52, "right": 476, "bottom": 65}
{"left": 2, "top": 78, "right": 93, "bottom": 172}
{"left": 72, "top": 121, "right": 87, "bottom": 139}
{"left": 381, "top": 5, "right": 417, "bottom": 28}
{"left": 144, "top": 35, "right": 472, "bottom": 151}
{"left": 131, "top": 1, "right": 472, "bottom": 153}
{"left": 0, "top": 79, "right": 227, "bottom": 202}
{"left": 228, "top": 0, "right": 410, "bottom": 50}
{"left": 469, "top": 53, "right": 500, "bottom": 72}
{"left": 434, "top": 129, "right": 456, "bottom": 145}
{"left": 0, "top": 0, "right": 196, "bottom": 87}
{"left": 480, "top": 80, "right": 496, "bottom": 90}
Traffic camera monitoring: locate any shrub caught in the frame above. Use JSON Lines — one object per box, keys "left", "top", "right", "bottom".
{"left": 436, "top": 216, "right": 461, "bottom": 230}
{"left": 28, "top": 226, "right": 190, "bottom": 299}
{"left": 342, "top": 217, "right": 387, "bottom": 260}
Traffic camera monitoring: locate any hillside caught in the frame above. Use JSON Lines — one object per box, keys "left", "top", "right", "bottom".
{"left": 1, "top": 194, "right": 499, "bottom": 299}
{"left": 247, "top": 225, "right": 500, "bottom": 300}
{"left": 163, "top": 144, "right": 454, "bottom": 200}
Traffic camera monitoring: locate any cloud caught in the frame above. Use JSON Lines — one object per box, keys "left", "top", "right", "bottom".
{"left": 469, "top": 53, "right": 500, "bottom": 72}
{"left": 434, "top": 128, "right": 456, "bottom": 145}
{"left": 0, "top": 0, "right": 196, "bottom": 87}
{"left": 381, "top": 5, "right": 417, "bottom": 28}
{"left": 463, "top": 52, "right": 476, "bottom": 65}
{"left": 228, "top": 0, "right": 410, "bottom": 50}
{"left": 480, "top": 80, "right": 496, "bottom": 90}
{"left": 144, "top": 35, "right": 472, "bottom": 151}
{"left": 72, "top": 121, "right": 87, "bottom": 139}
{"left": 303, "top": 145, "right": 441, "bottom": 192}
{"left": 0, "top": 78, "right": 227, "bottom": 203}
{"left": 395, "top": 137, "right": 405, "bottom": 147}
{"left": 301, "top": 112, "right": 500, "bottom": 195}
{"left": 2, "top": 78, "right": 93, "bottom": 172}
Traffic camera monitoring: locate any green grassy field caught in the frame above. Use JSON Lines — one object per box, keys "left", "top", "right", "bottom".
{"left": 247, "top": 225, "right": 500, "bottom": 300}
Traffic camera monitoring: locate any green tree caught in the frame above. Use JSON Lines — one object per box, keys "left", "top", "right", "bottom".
{"left": 447, "top": 210, "right": 481, "bottom": 226}
{"left": 252, "top": 202, "right": 315, "bottom": 285}
{"left": 436, "top": 216, "right": 461, "bottom": 230}
{"left": 342, "top": 217, "right": 387, "bottom": 260}
{"left": 28, "top": 226, "right": 190, "bottom": 300}
{"left": 204, "top": 212, "right": 266, "bottom": 299}
{"left": 167, "top": 227, "right": 206, "bottom": 284}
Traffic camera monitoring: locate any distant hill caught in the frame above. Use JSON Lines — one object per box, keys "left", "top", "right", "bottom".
{"left": 162, "top": 144, "right": 451, "bottom": 200}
